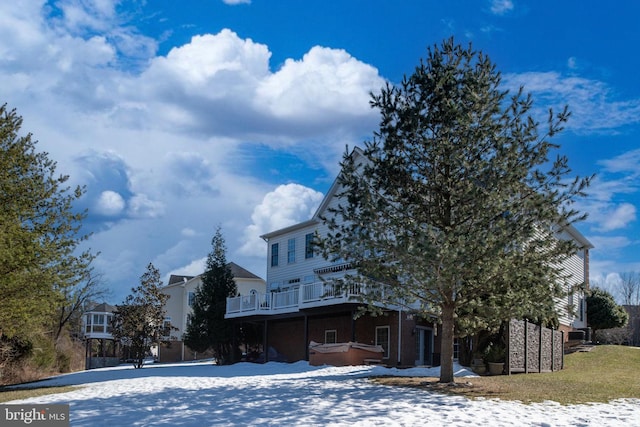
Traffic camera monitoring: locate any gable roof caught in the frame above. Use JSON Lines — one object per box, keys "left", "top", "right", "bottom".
{"left": 87, "top": 302, "right": 116, "bottom": 313}
{"left": 228, "top": 262, "right": 262, "bottom": 280}
{"left": 260, "top": 147, "right": 365, "bottom": 241}
{"left": 168, "top": 275, "right": 195, "bottom": 285}
{"left": 312, "top": 146, "right": 365, "bottom": 221}
{"left": 561, "top": 222, "right": 594, "bottom": 250}
{"left": 164, "top": 263, "right": 263, "bottom": 289}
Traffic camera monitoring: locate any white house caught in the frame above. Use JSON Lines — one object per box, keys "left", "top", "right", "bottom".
{"left": 160, "top": 262, "right": 266, "bottom": 362}
{"left": 225, "top": 148, "right": 593, "bottom": 367}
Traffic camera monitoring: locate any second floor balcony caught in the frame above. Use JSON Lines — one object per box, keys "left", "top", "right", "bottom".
{"left": 225, "top": 281, "right": 388, "bottom": 319}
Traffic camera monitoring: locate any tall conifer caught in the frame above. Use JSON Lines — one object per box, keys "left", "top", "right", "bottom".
{"left": 318, "top": 39, "right": 591, "bottom": 382}
{"left": 184, "top": 227, "right": 237, "bottom": 364}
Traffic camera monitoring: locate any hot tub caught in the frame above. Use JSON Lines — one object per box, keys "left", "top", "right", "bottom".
{"left": 308, "top": 341, "right": 384, "bottom": 366}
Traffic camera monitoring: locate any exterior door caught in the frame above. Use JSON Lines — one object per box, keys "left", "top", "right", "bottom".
{"left": 415, "top": 327, "right": 433, "bottom": 366}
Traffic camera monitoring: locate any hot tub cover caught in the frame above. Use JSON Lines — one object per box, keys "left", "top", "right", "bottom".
{"left": 308, "top": 341, "right": 384, "bottom": 354}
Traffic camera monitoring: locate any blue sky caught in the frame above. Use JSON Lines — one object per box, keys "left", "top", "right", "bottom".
{"left": 1, "top": 0, "right": 638, "bottom": 302}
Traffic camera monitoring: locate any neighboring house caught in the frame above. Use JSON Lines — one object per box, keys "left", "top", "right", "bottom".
{"left": 225, "top": 149, "right": 593, "bottom": 367}
{"left": 83, "top": 303, "right": 119, "bottom": 369}
{"left": 160, "top": 262, "right": 266, "bottom": 362}
{"left": 624, "top": 305, "right": 640, "bottom": 347}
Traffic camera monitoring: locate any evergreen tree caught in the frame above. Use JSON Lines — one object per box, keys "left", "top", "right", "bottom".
{"left": 0, "top": 103, "right": 93, "bottom": 342}
{"left": 587, "top": 288, "right": 629, "bottom": 343}
{"left": 184, "top": 227, "right": 237, "bottom": 364}
{"left": 111, "top": 263, "right": 169, "bottom": 369}
{"left": 318, "top": 38, "right": 591, "bottom": 383}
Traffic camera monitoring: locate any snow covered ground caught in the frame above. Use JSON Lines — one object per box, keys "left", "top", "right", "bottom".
{"left": 5, "top": 361, "right": 639, "bottom": 426}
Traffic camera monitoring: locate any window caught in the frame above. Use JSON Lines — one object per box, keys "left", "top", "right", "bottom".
{"left": 271, "top": 243, "right": 279, "bottom": 267}
{"left": 269, "top": 282, "right": 282, "bottom": 291}
{"left": 288, "top": 238, "right": 296, "bottom": 263}
{"left": 92, "top": 314, "right": 105, "bottom": 333}
{"left": 375, "top": 326, "right": 390, "bottom": 359}
{"left": 188, "top": 291, "right": 196, "bottom": 307}
{"left": 162, "top": 317, "right": 172, "bottom": 338}
{"left": 568, "top": 292, "right": 575, "bottom": 312}
{"left": 453, "top": 338, "right": 459, "bottom": 361}
{"left": 325, "top": 330, "right": 337, "bottom": 344}
{"left": 305, "top": 233, "right": 314, "bottom": 259}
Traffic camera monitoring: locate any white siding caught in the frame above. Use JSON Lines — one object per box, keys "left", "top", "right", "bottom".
{"left": 163, "top": 273, "right": 266, "bottom": 340}
{"left": 264, "top": 188, "right": 352, "bottom": 289}
{"left": 556, "top": 248, "right": 588, "bottom": 328}
{"left": 259, "top": 149, "right": 592, "bottom": 332}
{"left": 161, "top": 283, "right": 184, "bottom": 339}
{"left": 266, "top": 222, "right": 325, "bottom": 288}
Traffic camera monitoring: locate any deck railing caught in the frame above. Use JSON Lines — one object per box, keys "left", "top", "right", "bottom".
{"left": 225, "top": 281, "right": 376, "bottom": 317}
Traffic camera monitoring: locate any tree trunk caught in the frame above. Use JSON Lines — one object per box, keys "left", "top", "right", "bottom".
{"left": 439, "top": 303, "right": 456, "bottom": 383}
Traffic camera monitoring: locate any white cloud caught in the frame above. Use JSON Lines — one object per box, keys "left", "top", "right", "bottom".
{"left": 239, "top": 184, "right": 324, "bottom": 257}
{"left": 598, "top": 203, "right": 636, "bottom": 232}
{"left": 0, "top": 3, "right": 379, "bottom": 298}
{"left": 127, "top": 30, "right": 382, "bottom": 142}
{"left": 166, "top": 257, "right": 207, "bottom": 281}
{"left": 589, "top": 271, "right": 622, "bottom": 293}
{"left": 50, "top": 0, "right": 118, "bottom": 33}
{"left": 255, "top": 46, "right": 382, "bottom": 120}
{"left": 128, "top": 194, "right": 165, "bottom": 219}
{"left": 503, "top": 72, "right": 640, "bottom": 133}
{"left": 582, "top": 200, "right": 636, "bottom": 233}
{"left": 143, "top": 30, "right": 270, "bottom": 92}
{"left": 95, "top": 190, "right": 126, "bottom": 216}
{"left": 181, "top": 228, "right": 198, "bottom": 238}
{"left": 222, "top": 0, "right": 251, "bottom": 4}
{"left": 587, "top": 235, "right": 632, "bottom": 253}
{"left": 579, "top": 149, "right": 640, "bottom": 233}
{"left": 598, "top": 148, "right": 640, "bottom": 178}
{"left": 490, "top": 0, "right": 514, "bottom": 15}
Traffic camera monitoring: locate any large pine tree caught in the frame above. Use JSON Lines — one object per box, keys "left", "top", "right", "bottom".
{"left": 184, "top": 227, "right": 237, "bottom": 364}
{"left": 318, "top": 39, "right": 591, "bottom": 383}
{"left": 0, "top": 104, "right": 93, "bottom": 342}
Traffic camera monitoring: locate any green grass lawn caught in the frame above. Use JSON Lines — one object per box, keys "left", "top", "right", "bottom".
{"left": 374, "top": 345, "right": 640, "bottom": 404}
{"left": 0, "top": 386, "right": 79, "bottom": 404}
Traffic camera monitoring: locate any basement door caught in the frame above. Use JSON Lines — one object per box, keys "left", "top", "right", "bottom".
{"left": 415, "top": 327, "right": 433, "bottom": 366}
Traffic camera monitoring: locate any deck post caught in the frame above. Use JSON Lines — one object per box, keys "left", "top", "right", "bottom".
{"left": 304, "top": 314, "right": 309, "bottom": 361}
{"left": 263, "top": 319, "right": 269, "bottom": 363}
